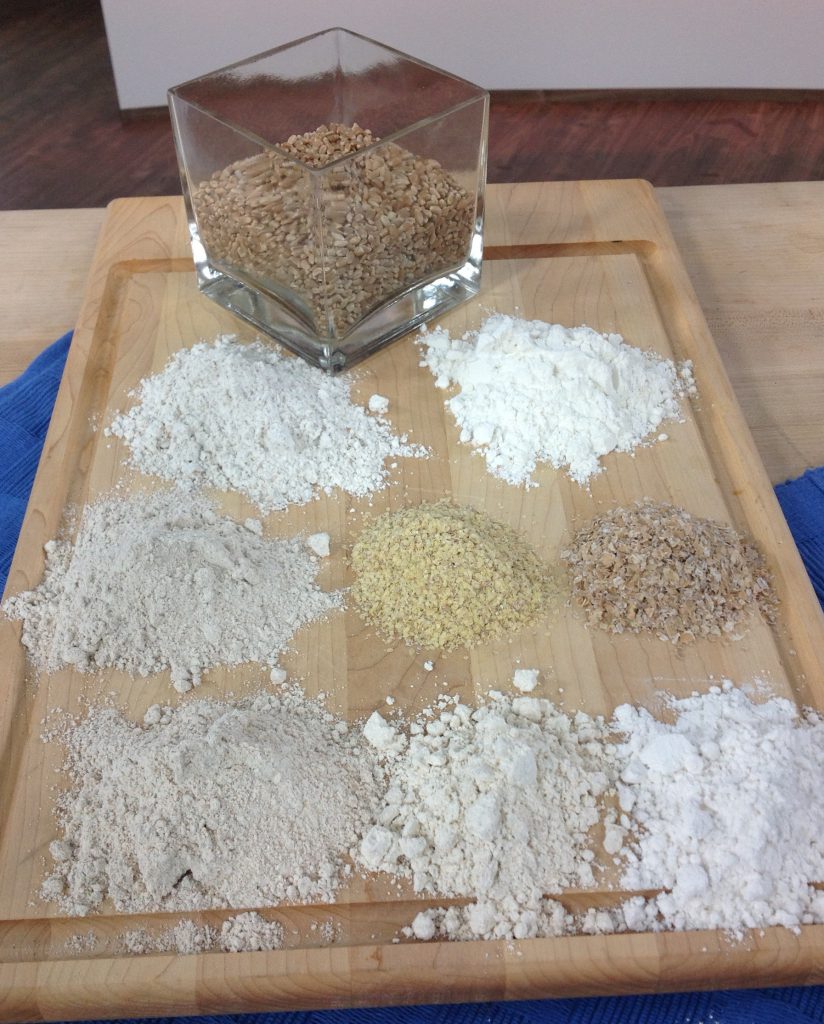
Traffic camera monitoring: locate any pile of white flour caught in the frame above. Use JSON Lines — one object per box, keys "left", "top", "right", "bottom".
{"left": 420, "top": 314, "right": 695, "bottom": 487}
{"left": 612, "top": 682, "right": 824, "bottom": 936}
{"left": 3, "top": 488, "right": 341, "bottom": 692}
{"left": 41, "top": 690, "right": 382, "bottom": 915}
{"left": 358, "top": 693, "right": 618, "bottom": 941}
{"left": 107, "top": 336, "right": 425, "bottom": 512}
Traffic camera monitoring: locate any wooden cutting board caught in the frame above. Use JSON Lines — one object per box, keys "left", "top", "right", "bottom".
{"left": 2, "top": 181, "right": 824, "bottom": 1021}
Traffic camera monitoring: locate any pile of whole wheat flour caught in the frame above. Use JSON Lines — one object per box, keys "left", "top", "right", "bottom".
{"left": 420, "top": 313, "right": 695, "bottom": 487}
{"left": 358, "top": 693, "right": 619, "bottom": 941}
{"left": 3, "top": 488, "right": 341, "bottom": 692}
{"left": 612, "top": 683, "right": 824, "bottom": 936}
{"left": 41, "top": 690, "right": 383, "bottom": 915}
{"left": 106, "top": 336, "right": 426, "bottom": 512}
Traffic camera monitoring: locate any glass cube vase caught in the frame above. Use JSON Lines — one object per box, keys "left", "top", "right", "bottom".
{"left": 168, "top": 27, "right": 489, "bottom": 371}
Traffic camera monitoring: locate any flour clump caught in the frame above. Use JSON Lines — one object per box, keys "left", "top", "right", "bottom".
{"left": 107, "top": 336, "right": 426, "bottom": 512}
{"left": 420, "top": 313, "right": 695, "bottom": 487}
{"left": 3, "top": 488, "right": 342, "bottom": 692}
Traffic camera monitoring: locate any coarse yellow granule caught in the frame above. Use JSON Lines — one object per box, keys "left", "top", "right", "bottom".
{"left": 350, "top": 500, "right": 560, "bottom": 650}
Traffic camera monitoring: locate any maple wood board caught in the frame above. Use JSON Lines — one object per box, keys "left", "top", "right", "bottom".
{"left": 1, "top": 181, "right": 824, "bottom": 1021}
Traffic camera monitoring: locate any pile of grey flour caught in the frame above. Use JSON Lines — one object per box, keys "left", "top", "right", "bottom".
{"left": 358, "top": 693, "right": 619, "bottom": 941}
{"left": 613, "top": 682, "right": 824, "bottom": 936}
{"left": 3, "top": 488, "right": 341, "bottom": 692}
{"left": 106, "top": 336, "right": 425, "bottom": 512}
{"left": 41, "top": 690, "right": 382, "bottom": 915}
{"left": 420, "top": 313, "right": 695, "bottom": 487}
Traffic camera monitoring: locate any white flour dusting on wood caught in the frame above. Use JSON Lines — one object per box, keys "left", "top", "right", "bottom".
{"left": 41, "top": 690, "right": 382, "bottom": 916}
{"left": 420, "top": 313, "right": 695, "bottom": 487}
{"left": 3, "top": 488, "right": 342, "bottom": 692}
{"left": 106, "top": 336, "right": 426, "bottom": 512}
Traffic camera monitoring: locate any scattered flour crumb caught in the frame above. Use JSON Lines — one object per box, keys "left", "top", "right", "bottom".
{"left": 306, "top": 532, "right": 331, "bottom": 557}
{"left": 269, "top": 667, "right": 288, "bottom": 685}
{"left": 512, "top": 668, "right": 539, "bottom": 692}
{"left": 423, "top": 660, "right": 434, "bottom": 672}
{"left": 219, "top": 911, "right": 284, "bottom": 952}
{"left": 368, "top": 393, "right": 390, "bottom": 414}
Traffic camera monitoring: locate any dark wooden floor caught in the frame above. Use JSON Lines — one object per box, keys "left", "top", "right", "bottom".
{"left": 3, "top": 0, "right": 824, "bottom": 210}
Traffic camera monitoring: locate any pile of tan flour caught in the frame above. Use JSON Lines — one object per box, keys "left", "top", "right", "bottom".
{"left": 42, "top": 689, "right": 382, "bottom": 915}
{"left": 4, "top": 488, "right": 341, "bottom": 693}
{"left": 107, "top": 336, "right": 426, "bottom": 512}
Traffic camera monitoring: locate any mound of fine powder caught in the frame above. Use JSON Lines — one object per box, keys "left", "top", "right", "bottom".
{"left": 41, "top": 691, "right": 383, "bottom": 915}
{"left": 613, "top": 683, "right": 824, "bottom": 936}
{"left": 2, "top": 489, "right": 341, "bottom": 692}
{"left": 358, "top": 694, "right": 618, "bottom": 941}
{"left": 420, "top": 314, "right": 695, "bottom": 487}
{"left": 106, "top": 336, "right": 426, "bottom": 512}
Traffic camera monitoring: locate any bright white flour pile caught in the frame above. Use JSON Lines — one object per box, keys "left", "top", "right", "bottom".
{"left": 420, "top": 314, "right": 695, "bottom": 487}
{"left": 106, "top": 336, "right": 425, "bottom": 512}
{"left": 41, "top": 690, "right": 382, "bottom": 915}
{"left": 358, "top": 693, "right": 618, "bottom": 940}
{"left": 3, "top": 488, "right": 341, "bottom": 692}
{"left": 613, "top": 682, "right": 824, "bottom": 936}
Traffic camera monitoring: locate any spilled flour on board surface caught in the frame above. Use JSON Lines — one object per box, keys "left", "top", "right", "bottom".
{"left": 3, "top": 488, "right": 341, "bottom": 692}
{"left": 420, "top": 313, "right": 695, "bottom": 487}
{"left": 107, "top": 336, "right": 426, "bottom": 512}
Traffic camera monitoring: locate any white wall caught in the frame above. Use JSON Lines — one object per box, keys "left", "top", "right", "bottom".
{"left": 101, "top": 0, "right": 824, "bottom": 110}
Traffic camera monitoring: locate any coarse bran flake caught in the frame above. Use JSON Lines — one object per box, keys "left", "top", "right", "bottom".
{"left": 563, "top": 500, "right": 777, "bottom": 643}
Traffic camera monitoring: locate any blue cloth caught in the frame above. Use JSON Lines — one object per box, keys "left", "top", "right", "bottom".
{"left": 0, "top": 331, "right": 72, "bottom": 594}
{"left": 3, "top": 334, "right": 824, "bottom": 1023}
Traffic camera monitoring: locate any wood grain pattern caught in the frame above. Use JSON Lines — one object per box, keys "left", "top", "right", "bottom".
{"left": 1, "top": 184, "right": 824, "bottom": 1019}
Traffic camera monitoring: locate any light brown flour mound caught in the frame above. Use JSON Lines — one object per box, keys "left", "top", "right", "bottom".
{"left": 41, "top": 690, "right": 383, "bottom": 916}
{"left": 3, "top": 488, "right": 342, "bottom": 692}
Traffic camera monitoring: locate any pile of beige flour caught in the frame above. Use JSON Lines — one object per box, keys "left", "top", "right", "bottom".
{"left": 3, "top": 488, "right": 341, "bottom": 693}
{"left": 41, "top": 689, "right": 382, "bottom": 915}
{"left": 358, "top": 693, "right": 619, "bottom": 940}
{"left": 107, "top": 336, "right": 426, "bottom": 512}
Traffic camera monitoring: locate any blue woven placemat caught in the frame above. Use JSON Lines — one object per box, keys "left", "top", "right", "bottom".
{"left": 2, "top": 334, "right": 824, "bottom": 1024}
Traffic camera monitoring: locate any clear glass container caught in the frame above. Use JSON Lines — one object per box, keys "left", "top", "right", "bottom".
{"left": 168, "top": 27, "right": 489, "bottom": 371}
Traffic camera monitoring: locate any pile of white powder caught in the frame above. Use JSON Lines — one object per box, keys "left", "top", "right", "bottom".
{"left": 120, "top": 911, "right": 284, "bottom": 954}
{"left": 358, "top": 693, "right": 618, "bottom": 941}
{"left": 420, "top": 313, "right": 695, "bottom": 487}
{"left": 3, "top": 488, "right": 341, "bottom": 692}
{"left": 41, "top": 690, "right": 382, "bottom": 915}
{"left": 613, "top": 682, "right": 824, "bottom": 936}
{"left": 106, "top": 336, "right": 425, "bottom": 512}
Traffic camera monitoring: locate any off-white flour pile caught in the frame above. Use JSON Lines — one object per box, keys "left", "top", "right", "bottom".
{"left": 358, "top": 693, "right": 618, "bottom": 940}
{"left": 3, "top": 488, "right": 341, "bottom": 692}
{"left": 613, "top": 683, "right": 824, "bottom": 936}
{"left": 420, "top": 314, "right": 695, "bottom": 487}
{"left": 41, "top": 690, "right": 382, "bottom": 915}
{"left": 106, "top": 336, "right": 425, "bottom": 512}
